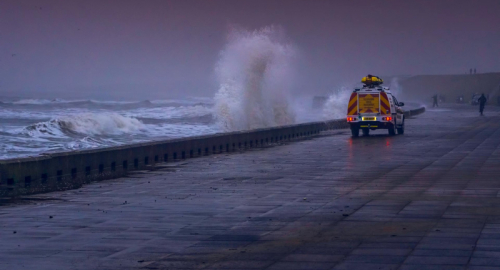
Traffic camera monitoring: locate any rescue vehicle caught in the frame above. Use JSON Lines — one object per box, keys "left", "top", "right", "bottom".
{"left": 346, "top": 75, "right": 405, "bottom": 137}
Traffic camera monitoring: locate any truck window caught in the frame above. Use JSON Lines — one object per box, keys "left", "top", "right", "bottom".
{"left": 392, "top": 96, "right": 399, "bottom": 105}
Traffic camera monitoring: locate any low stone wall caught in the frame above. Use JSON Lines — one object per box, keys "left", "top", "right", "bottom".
{"left": 0, "top": 107, "right": 425, "bottom": 197}
{"left": 404, "top": 107, "right": 426, "bottom": 118}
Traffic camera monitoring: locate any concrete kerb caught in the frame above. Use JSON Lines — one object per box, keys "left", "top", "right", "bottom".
{"left": 0, "top": 107, "right": 425, "bottom": 197}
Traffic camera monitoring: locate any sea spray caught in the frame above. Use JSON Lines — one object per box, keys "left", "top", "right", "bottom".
{"left": 389, "top": 77, "right": 403, "bottom": 98}
{"left": 214, "top": 26, "right": 296, "bottom": 131}
{"left": 322, "top": 85, "right": 353, "bottom": 119}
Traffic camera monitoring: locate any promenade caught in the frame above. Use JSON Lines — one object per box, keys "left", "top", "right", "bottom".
{"left": 2, "top": 104, "right": 500, "bottom": 270}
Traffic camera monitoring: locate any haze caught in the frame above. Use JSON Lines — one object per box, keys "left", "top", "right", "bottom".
{"left": 1, "top": 0, "right": 499, "bottom": 100}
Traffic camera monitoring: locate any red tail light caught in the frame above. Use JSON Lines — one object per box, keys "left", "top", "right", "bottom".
{"left": 347, "top": 117, "right": 355, "bottom": 122}
{"left": 382, "top": 117, "right": 392, "bottom": 121}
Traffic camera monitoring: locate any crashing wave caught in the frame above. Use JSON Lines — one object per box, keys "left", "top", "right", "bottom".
{"left": 322, "top": 86, "right": 353, "bottom": 119}
{"left": 22, "top": 113, "right": 145, "bottom": 137}
{"left": 214, "top": 25, "right": 296, "bottom": 131}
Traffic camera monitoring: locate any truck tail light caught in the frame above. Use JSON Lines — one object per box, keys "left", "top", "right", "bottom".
{"left": 382, "top": 117, "right": 392, "bottom": 121}
{"left": 347, "top": 117, "right": 355, "bottom": 122}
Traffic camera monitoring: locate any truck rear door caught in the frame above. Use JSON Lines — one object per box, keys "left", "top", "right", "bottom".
{"left": 358, "top": 93, "right": 380, "bottom": 114}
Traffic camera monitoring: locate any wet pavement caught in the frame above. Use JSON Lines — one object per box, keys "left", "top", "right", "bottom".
{"left": 2, "top": 104, "right": 500, "bottom": 270}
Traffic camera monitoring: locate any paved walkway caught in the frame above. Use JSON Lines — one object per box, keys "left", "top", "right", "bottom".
{"left": 2, "top": 105, "right": 500, "bottom": 270}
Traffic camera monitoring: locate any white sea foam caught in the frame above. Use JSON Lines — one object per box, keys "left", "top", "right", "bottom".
{"left": 23, "top": 113, "right": 145, "bottom": 137}
{"left": 65, "top": 136, "right": 109, "bottom": 150}
{"left": 214, "top": 26, "right": 296, "bottom": 131}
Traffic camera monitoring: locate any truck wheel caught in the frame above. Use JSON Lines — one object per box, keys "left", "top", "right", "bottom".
{"left": 388, "top": 124, "right": 396, "bottom": 136}
{"left": 397, "top": 120, "right": 405, "bottom": 135}
{"left": 362, "top": 128, "right": 369, "bottom": 136}
{"left": 351, "top": 127, "right": 359, "bottom": 137}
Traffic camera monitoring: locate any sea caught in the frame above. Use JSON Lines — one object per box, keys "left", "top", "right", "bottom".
{"left": 0, "top": 97, "right": 222, "bottom": 160}
{"left": 0, "top": 96, "right": 328, "bottom": 160}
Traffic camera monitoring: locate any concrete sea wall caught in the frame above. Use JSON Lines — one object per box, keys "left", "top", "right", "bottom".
{"left": 0, "top": 107, "right": 424, "bottom": 198}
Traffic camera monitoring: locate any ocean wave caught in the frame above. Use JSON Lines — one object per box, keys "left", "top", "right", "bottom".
{"left": 0, "top": 96, "right": 221, "bottom": 159}
{"left": 0, "top": 104, "right": 213, "bottom": 124}
{"left": 11, "top": 98, "right": 74, "bottom": 105}
{"left": 22, "top": 113, "right": 145, "bottom": 137}
{"left": 65, "top": 136, "right": 112, "bottom": 150}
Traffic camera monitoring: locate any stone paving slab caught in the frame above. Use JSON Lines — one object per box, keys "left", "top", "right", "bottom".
{"left": 2, "top": 105, "right": 500, "bottom": 269}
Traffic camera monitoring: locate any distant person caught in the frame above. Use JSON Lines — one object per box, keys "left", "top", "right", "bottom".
{"left": 474, "top": 68, "right": 477, "bottom": 74}
{"left": 478, "top": 93, "right": 487, "bottom": 116}
{"left": 432, "top": 94, "right": 439, "bottom": 107}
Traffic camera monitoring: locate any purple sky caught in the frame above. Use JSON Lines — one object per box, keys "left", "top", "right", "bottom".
{"left": 1, "top": 0, "right": 499, "bottom": 99}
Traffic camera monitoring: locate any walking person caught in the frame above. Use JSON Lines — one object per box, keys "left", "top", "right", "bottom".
{"left": 478, "top": 93, "right": 487, "bottom": 116}
{"left": 432, "top": 94, "right": 439, "bottom": 107}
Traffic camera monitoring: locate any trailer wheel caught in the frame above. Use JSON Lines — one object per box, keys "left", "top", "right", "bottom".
{"left": 397, "top": 120, "right": 405, "bottom": 135}
{"left": 362, "top": 128, "right": 370, "bottom": 136}
{"left": 351, "top": 127, "right": 359, "bottom": 137}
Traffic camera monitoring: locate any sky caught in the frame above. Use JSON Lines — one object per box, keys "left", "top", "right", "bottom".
{"left": 1, "top": 0, "right": 499, "bottom": 99}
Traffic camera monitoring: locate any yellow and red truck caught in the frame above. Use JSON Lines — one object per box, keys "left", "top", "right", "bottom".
{"left": 346, "top": 76, "right": 405, "bottom": 137}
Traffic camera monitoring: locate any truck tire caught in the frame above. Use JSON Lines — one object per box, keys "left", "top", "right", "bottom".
{"left": 362, "top": 128, "right": 369, "bottom": 136}
{"left": 397, "top": 120, "right": 405, "bottom": 135}
{"left": 351, "top": 127, "right": 359, "bottom": 137}
{"left": 388, "top": 124, "right": 396, "bottom": 136}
